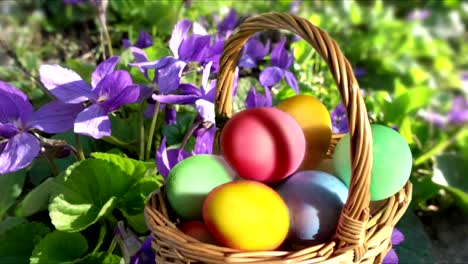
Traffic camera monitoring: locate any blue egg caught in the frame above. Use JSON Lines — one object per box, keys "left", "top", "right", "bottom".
{"left": 276, "top": 170, "right": 349, "bottom": 246}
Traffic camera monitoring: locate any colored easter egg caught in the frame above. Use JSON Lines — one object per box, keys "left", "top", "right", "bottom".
{"left": 276, "top": 171, "right": 348, "bottom": 246}
{"left": 166, "top": 154, "right": 236, "bottom": 220}
{"left": 178, "top": 221, "right": 218, "bottom": 244}
{"left": 332, "top": 124, "right": 412, "bottom": 201}
{"left": 202, "top": 180, "right": 290, "bottom": 251}
{"left": 277, "top": 95, "right": 332, "bottom": 170}
{"left": 220, "top": 107, "right": 306, "bottom": 182}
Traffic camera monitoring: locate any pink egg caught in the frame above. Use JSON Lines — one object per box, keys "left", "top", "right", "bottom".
{"left": 220, "top": 107, "right": 306, "bottom": 182}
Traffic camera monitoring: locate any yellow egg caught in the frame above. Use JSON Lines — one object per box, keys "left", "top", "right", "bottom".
{"left": 277, "top": 95, "right": 332, "bottom": 170}
{"left": 202, "top": 180, "right": 289, "bottom": 251}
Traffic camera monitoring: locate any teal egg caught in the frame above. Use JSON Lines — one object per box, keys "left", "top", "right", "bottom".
{"left": 166, "top": 154, "right": 236, "bottom": 219}
{"left": 332, "top": 124, "right": 412, "bottom": 201}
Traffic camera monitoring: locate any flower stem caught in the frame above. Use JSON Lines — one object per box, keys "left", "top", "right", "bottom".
{"left": 139, "top": 104, "right": 146, "bottom": 161}
{"left": 180, "top": 119, "right": 202, "bottom": 151}
{"left": 145, "top": 101, "right": 161, "bottom": 161}
{"left": 103, "top": 23, "right": 114, "bottom": 57}
{"left": 75, "top": 134, "right": 85, "bottom": 161}
{"left": 46, "top": 156, "right": 59, "bottom": 177}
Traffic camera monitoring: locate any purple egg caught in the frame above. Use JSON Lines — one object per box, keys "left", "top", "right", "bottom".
{"left": 276, "top": 170, "right": 349, "bottom": 246}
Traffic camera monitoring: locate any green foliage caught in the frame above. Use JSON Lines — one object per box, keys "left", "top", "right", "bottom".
{"left": 30, "top": 231, "right": 88, "bottom": 264}
{"left": 49, "top": 153, "right": 161, "bottom": 232}
{"left": 0, "top": 222, "right": 50, "bottom": 264}
{"left": 0, "top": 170, "right": 26, "bottom": 219}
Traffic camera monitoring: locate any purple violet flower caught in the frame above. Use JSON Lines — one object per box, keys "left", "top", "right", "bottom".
{"left": 123, "top": 31, "right": 153, "bottom": 49}
{"left": 382, "top": 228, "right": 405, "bottom": 264}
{"left": 448, "top": 95, "right": 468, "bottom": 124}
{"left": 354, "top": 67, "right": 367, "bottom": 79}
{"left": 245, "top": 86, "right": 272, "bottom": 109}
{"left": 0, "top": 81, "right": 81, "bottom": 174}
{"left": 259, "top": 37, "right": 299, "bottom": 94}
{"left": 331, "top": 103, "right": 348, "bottom": 133}
{"left": 239, "top": 37, "right": 270, "bottom": 69}
{"left": 406, "top": 9, "right": 431, "bottom": 21}
{"left": 129, "top": 19, "right": 211, "bottom": 100}
{"left": 289, "top": 0, "right": 301, "bottom": 14}
{"left": 39, "top": 56, "right": 140, "bottom": 139}
{"left": 130, "top": 236, "right": 156, "bottom": 264}
{"left": 421, "top": 95, "right": 468, "bottom": 128}
{"left": 215, "top": 9, "right": 238, "bottom": 36}
{"left": 155, "top": 136, "right": 191, "bottom": 179}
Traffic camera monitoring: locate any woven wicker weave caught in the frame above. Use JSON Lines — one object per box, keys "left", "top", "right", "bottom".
{"left": 144, "top": 12, "right": 412, "bottom": 264}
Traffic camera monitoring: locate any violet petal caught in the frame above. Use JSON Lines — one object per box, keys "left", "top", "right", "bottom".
{"left": 0, "top": 132, "right": 40, "bottom": 174}
{"left": 134, "top": 31, "right": 153, "bottom": 49}
{"left": 100, "top": 84, "right": 140, "bottom": 112}
{"left": 382, "top": 248, "right": 399, "bottom": 264}
{"left": 122, "top": 39, "right": 132, "bottom": 49}
{"left": 91, "top": 56, "right": 120, "bottom": 88}
{"left": 391, "top": 228, "right": 405, "bottom": 245}
{"left": 92, "top": 70, "right": 134, "bottom": 106}
{"left": 245, "top": 86, "right": 272, "bottom": 109}
{"left": 259, "top": 66, "right": 284, "bottom": 88}
{"left": 201, "top": 61, "right": 212, "bottom": 93}
{"left": 284, "top": 71, "right": 299, "bottom": 94}
{"left": 156, "top": 59, "right": 187, "bottom": 94}
{"left": 178, "top": 34, "right": 211, "bottom": 62}
{"left": 169, "top": 19, "right": 192, "bottom": 58}
{"left": 179, "top": 83, "right": 203, "bottom": 97}
{"left": 152, "top": 94, "right": 199, "bottom": 105}
{"left": 271, "top": 37, "right": 292, "bottom": 69}
{"left": 29, "top": 101, "right": 85, "bottom": 133}
{"left": 74, "top": 104, "right": 111, "bottom": 139}
{"left": 448, "top": 96, "right": 468, "bottom": 125}
{"left": 155, "top": 137, "right": 191, "bottom": 179}
{"left": 195, "top": 99, "right": 215, "bottom": 124}
{"left": 39, "top": 65, "right": 93, "bottom": 104}
{"left": 193, "top": 126, "right": 216, "bottom": 155}
{"left": 218, "top": 9, "right": 237, "bottom": 33}
{"left": 165, "top": 107, "right": 177, "bottom": 125}
{"left": 0, "top": 123, "right": 18, "bottom": 139}
{"left": 0, "top": 81, "right": 33, "bottom": 125}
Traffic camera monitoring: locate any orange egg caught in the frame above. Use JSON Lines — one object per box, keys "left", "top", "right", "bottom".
{"left": 202, "top": 180, "right": 289, "bottom": 251}
{"left": 277, "top": 95, "right": 332, "bottom": 170}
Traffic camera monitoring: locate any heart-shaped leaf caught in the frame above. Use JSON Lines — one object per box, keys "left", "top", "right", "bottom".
{"left": 30, "top": 231, "right": 88, "bottom": 264}
{"left": 0, "top": 222, "right": 50, "bottom": 264}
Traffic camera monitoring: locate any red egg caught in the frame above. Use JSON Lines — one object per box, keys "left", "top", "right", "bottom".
{"left": 220, "top": 107, "right": 306, "bottom": 182}
{"left": 178, "top": 221, "right": 218, "bottom": 244}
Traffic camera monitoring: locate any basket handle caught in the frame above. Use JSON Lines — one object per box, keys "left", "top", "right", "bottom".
{"left": 214, "top": 12, "right": 373, "bottom": 260}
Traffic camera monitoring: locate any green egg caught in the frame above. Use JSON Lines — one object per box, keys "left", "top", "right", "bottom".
{"left": 166, "top": 154, "right": 236, "bottom": 219}
{"left": 332, "top": 124, "right": 412, "bottom": 201}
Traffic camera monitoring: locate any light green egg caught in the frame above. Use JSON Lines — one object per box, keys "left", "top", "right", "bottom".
{"left": 332, "top": 124, "right": 412, "bottom": 201}
{"left": 166, "top": 154, "right": 236, "bottom": 220}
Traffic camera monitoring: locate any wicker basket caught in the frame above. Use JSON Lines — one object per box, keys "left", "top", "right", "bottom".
{"left": 144, "top": 12, "right": 412, "bottom": 264}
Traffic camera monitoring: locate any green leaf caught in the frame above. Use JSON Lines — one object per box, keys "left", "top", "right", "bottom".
{"left": 395, "top": 210, "right": 434, "bottom": 264}
{"left": 162, "top": 112, "right": 196, "bottom": 146}
{"left": 50, "top": 154, "right": 159, "bottom": 232}
{"left": 384, "top": 86, "right": 433, "bottom": 123}
{"left": 16, "top": 178, "right": 55, "bottom": 217}
{"left": 0, "top": 222, "right": 50, "bottom": 264}
{"left": 0, "top": 217, "right": 26, "bottom": 235}
{"left": 30, "top": 231, "right": 88, "bottom": 264}
{"left": 76, "top": 252, "right": 122, "bottom": 264}
{"left": 0, "top": 170, "right": 26, "bottom": 219}
{"left": 49, "top": 159, "right": 127, "bottom": 232}
{"left": 433, "top": 153, "right": 468, "bottom": 211}
{"left": 65, "top": 59, "right": 95, "bottom": 83}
